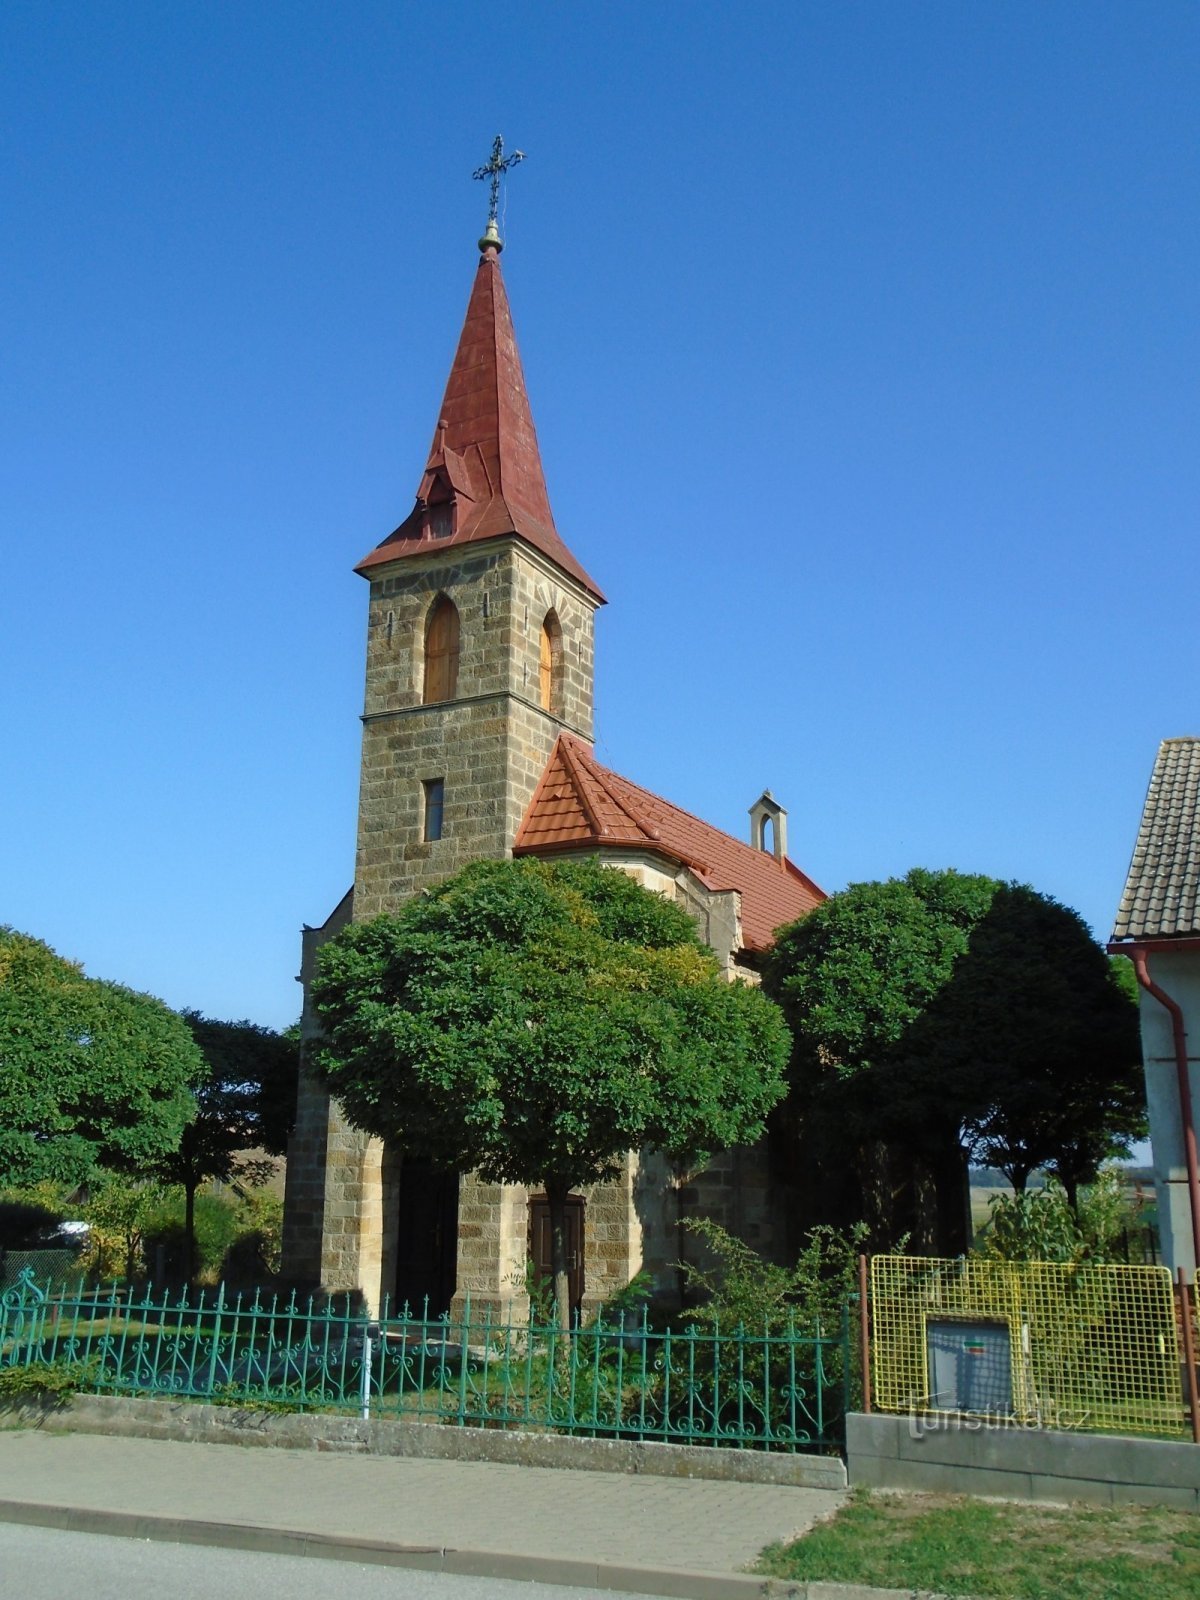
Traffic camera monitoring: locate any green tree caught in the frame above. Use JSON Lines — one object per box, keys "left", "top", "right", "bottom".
{"left": 0, "top": 928, "right": 201, "bottom": 1189}
{"left": 765, "top": 869, "right": 999, "bottom": 1252}
{"left": 936, "top": 893, "right": 1144, "bottom": 1200}
{"left": 153, "top": 1013, "right": 298, "bottom": 1283}
{"left": 764, "top": 871, "right": 1144, "bottom": 1253}
{"left": 312, "top": 858, "right": 790, "bottom": 1326}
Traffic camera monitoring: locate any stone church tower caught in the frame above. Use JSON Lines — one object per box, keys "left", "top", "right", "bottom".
{"left": 282, "top": 224, "right": 605, "bottom": 1312}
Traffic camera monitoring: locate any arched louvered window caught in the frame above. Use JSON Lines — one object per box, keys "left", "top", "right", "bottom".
{"left": 424, "top": 595, "right": 460, "bottom": 704}
{"left": 539, "top": 610, "right": 562, "bottom": 714}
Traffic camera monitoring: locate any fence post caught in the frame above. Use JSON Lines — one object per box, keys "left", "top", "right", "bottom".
{"left": 1178, "top": 1268, "right": 1200, "bottom": 1444}
{"left": 207, "top": 1282, "right": 225, "bottom": 1399}
{"left": 360, "top": 1321, "right": 379, "bottom": 1420}
{"left": 858, "top": 1253, "right": 872, "bottom": 1414}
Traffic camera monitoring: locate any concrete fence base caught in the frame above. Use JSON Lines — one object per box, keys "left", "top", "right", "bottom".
{"left": 0, "top": 1392, "right": 847, "bottom": 1490}
{"left": 847, "top": 1412, "right": 1200, "bottom": 1511}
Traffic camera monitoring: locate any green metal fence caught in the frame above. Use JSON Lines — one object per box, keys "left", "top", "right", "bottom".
{"left": 0, "top": 1268, "right": 849, "bottom": 1452}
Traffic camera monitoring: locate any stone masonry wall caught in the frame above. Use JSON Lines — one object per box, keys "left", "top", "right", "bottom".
{"left": 451, "top": 1164, "right": 644, "bottom": 1324}
{"left": 280, "top": 890, "right": 352, "bottom": 1290}
{"left": 354, "top": 539, "right": 596, "bottom": 919}
{"left": 633, "top": 1138, "right": 782, "bottom": 1310}
{"left": 579, "top": 1163, "right": 642, "bottom": 1313}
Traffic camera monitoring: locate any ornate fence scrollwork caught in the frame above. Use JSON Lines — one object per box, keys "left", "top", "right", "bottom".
{"left": 0, "top": 1266, "right": 50, "bottom": 1358}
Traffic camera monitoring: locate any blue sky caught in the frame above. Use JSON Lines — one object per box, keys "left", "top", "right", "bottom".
{"left": 3, "top": 2, "right": 1197, "bottom": 1030}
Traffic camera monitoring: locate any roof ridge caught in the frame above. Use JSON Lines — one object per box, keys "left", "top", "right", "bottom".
{"left": 556, "top": 735, "right": 612, "bottom": 840}
{"left": 567, "top": 738, "right": 661, "bottom": 844}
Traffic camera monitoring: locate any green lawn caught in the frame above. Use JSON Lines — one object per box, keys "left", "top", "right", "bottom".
{"left": 755, "top": 1490, "right": 1200, "bottom": 1600}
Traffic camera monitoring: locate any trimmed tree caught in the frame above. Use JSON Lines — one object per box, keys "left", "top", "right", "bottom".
{"left": 312, "top": 858, "right": 791, "bottom": 1326}
{"left": 153, "top": 1013, "right": 298, "bottom": 1283}
{"left": 0, "top": 928, "right": 201, "bottom": 1189}
{"left": 940, "top": 893, "right": 1144, "bottom": 1200}
{"left": 765, "top": 869, "right": 1000, "bottom": 1252}
{"left": 764, "top": 871, "right": 1145, "bottom": 1251}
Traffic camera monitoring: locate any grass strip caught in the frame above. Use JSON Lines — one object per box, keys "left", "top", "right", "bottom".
{"left": 755, "top": 1489, "right": 1200, "bottom": 1600}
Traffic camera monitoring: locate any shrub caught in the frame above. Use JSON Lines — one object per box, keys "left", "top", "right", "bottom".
{"left": 977, "top": 1167, "right": 1148, "bottom": 1265}
{"left": 219, "top": 1191, "right": 284, "bottom": 1286}
{"left": 0, "top": 1359, "right": 96, "bottom": 1404}
{"left": 684, "top": 1216, "right": 868, "bottom": 1335}
{"left": 676, "top": 1219, "right": 871, "bottom": 1441}
{"left": 142, "top": 1190, "right": 242, "bottom": 1284}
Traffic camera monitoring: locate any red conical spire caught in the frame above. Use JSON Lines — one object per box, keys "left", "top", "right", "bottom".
{"left": 357, "top": 244, "right": 604, "bottom": 601}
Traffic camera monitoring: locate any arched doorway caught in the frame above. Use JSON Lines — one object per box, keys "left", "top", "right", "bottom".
{"left": 394, "top": 1159, "right": 459, "bottom": 1318}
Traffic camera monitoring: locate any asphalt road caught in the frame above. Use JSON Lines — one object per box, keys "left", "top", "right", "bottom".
{"left": 0, "top": 1523, "right": 653, "bottom": 1600}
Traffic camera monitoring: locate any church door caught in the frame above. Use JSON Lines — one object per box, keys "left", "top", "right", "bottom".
{"left": 394, "top": 1160, "right": 459, "bottom": 1319}
{"left": 528, "top": 1193, "right": 585, "bottom": 1321}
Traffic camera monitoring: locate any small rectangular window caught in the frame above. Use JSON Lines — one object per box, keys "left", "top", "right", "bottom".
{"left": 423, "top": 778, "right": 445, "bottom": 841}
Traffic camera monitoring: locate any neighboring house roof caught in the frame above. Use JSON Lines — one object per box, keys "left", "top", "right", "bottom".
{"left": 356, "top": 245, "right": 604, "bottom": 601}
{"left": 1112, "top": 736, "right": 1200, "bottom": 941}
{"left": 513, "top": 734, "right": 826, "bottom": 952}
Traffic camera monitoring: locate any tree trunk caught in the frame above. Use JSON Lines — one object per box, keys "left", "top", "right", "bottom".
{"left": 909, "top": 1152, "right": 939, "bottom": 1254}
{"left": 184, "top": 1181, "right": 197, "bottom": 1287}
{"left": 857, "top": 1140, "right": 894, "bottom": 1247}
{"left": 931, "top": 1139, "right": 971, "bottom": 1256}
{"left": 545, "top": 1177, "right": 572, "bottom": 1333}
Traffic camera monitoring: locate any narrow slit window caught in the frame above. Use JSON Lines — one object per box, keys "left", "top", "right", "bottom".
{"left": 423, "top": 778, "right": 445, "bottom": 842}
{"left": 424, "top": 596, "right": 460, "bottom": 703}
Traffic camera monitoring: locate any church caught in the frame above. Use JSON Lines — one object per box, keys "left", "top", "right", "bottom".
{"left": 281, "top": 190, "right": 826, "bottom": 1319}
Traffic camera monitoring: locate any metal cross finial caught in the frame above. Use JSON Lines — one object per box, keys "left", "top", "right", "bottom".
{"left": 473, "top": 135, "right": 525, "bottom": 247}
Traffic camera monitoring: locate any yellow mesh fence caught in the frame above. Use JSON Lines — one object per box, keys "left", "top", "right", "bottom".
{"left": 870, "top": 1255, "right": 1184, "bottom": 1437}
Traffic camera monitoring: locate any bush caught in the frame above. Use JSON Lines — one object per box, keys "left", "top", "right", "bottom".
{"left": 675, "top": 1219, "right": 871, "bottom": 1443}
{"left": 78, "top": 1175, "right": 170, "bottom": 1281}
{"left": 684, "top": 1216, "right": 868, "bottom": 1335}
{"left": 142, "top": 1191, "right": 242, "bottom": 1284}
{"left": 219, "top": 1191, "right": 284, "bottom": 1286}
{"left": 0, "top": 1359, "right": 96, "bottom": 1404}
{"left": 977, "top": 1167, "right": 1149, "bottom": 1264}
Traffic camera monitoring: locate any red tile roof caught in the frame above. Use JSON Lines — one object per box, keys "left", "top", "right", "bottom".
{"left": 514, "top": 735, "right": 825, "bottom": 952}
{"left": 356, "top": 247, "right": 604, "bottom": 601}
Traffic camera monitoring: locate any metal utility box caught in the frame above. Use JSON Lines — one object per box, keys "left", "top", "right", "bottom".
{"left": 925, "top": 1317, "right": 1014, "bottom": 1415}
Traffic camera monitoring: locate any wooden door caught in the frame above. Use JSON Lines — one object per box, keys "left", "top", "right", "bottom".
{"left": 394, "top": 1160, "right": 459, "bottom": 1318}
{"left": 528, "top": 1193, "right": 585, "bottom": 1320}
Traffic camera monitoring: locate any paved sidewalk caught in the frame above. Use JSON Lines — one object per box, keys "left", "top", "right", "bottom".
{"left": 0, "top": 1430, "right": 849, "bottom": 1597}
